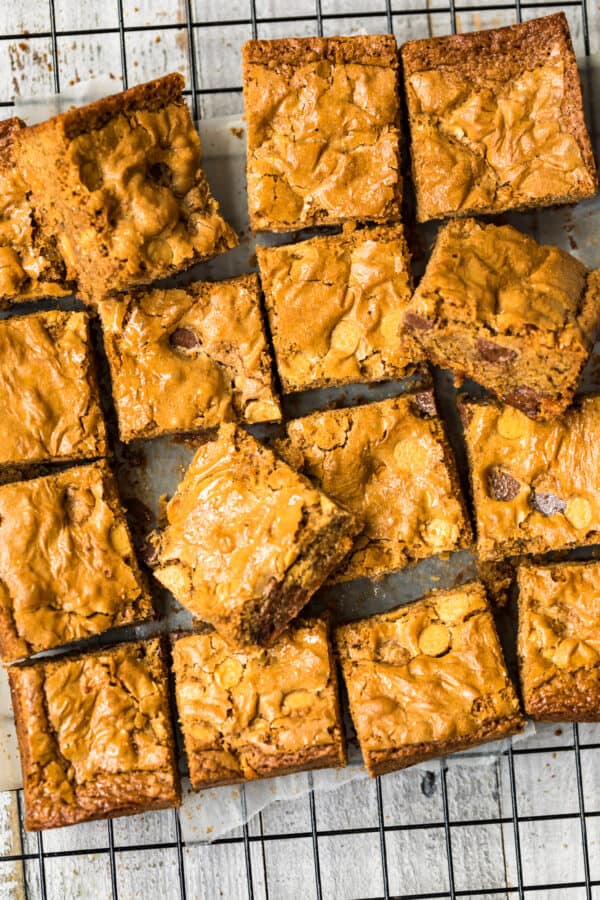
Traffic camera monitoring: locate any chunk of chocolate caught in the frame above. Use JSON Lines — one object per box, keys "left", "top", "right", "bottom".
{"left": 404, "top": 312, "right": 433, "bottom": 331}
{"left": 411, "top": 390, "right": 437, "bottom": 419}
{"left": 169, "top": 327, "right": 201, "bottom": 350}
{"left": 476, "top": 338, "right": 518, "bottom": 365}
{"left": 487, "top": 466, "right": 520, "bottom": 502}
{"left": 530, "top": 490, "right": 567, "bottom": 517}
{"left": 503, "top": 385, "right": 541, "bottom": 417}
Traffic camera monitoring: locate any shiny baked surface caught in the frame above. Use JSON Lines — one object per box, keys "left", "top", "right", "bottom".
{"left": 518, "top": 560, "right": 600, "bottom": 720}
{"left": 402, "top": 13, "right": 597, "bottom": 222}
{"left": 257, "top": 224, "right": 420, "bottom": 392}
{"left": 14, "top": 74, "right": 237, "bottom": 302}
{"left": 172, "top": 619, "right": 345, "bottom": 789}
{"left": 99, "top": 274, "right": 281, "bottom": 442}
{"left": 462, "top": 395, "right": 600, "bottom": 561}
{"left": 0, "top": 309, "right": 106, "bottom": 467}
{"left": 336, "top": 582, "right": 524, "bottom": 776}
{"left": 9, "top": 638, "right": 180, "bottom": 830}
{"left": 243, "top": 35, "right": 402, "bottom": 232}
{"left": 403, "top": 219, "right": 600, "bottom": 419}
{"left": 276, "top": 393, "right": 472, "bottom": 582}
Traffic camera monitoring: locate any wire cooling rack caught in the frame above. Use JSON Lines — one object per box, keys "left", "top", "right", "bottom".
{"left": 1, "top": 1, "right": 600, "bottom": 898}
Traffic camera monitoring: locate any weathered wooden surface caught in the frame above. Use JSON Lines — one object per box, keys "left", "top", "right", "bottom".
{"left": 1, "top": 1, "right": 600, "bottom": 898}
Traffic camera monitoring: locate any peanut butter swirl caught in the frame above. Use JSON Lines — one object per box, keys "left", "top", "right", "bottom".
{"left": 9, "top": 639, "right": 180, "bottom": 830}
{"left": 402, "top": 14, "right": 597, "bottom": 221}
{"left": 277, "top": 395, "right": 471, "bottom": 582}
{"left": 336, "top": 583, "right": 523, "bottom": 775}
{"left": 243, "top": 35, "right": 402, "bottom": 231}
{"left": 518, "top": 561, "right": 600, "bottom": 720}
{"left": 0, "top": 463, "right": 152, "bottom": 663}
{"left": 0, "top": 310, "right": 107, "bottom": 467}
{"left": 257, "top": 224, "right": 419, "bottom": 392}
{"left": 462, "top": 396, "right": 600, "bottom": 561}
{"left": 99, "top": 274, "right": 281, "bottom": 441}
{"left": 172, "top": 620, "right": 345, "bottom": 789}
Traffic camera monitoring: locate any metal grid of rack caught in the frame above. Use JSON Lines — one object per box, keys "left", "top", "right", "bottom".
{"left": 0, "top": 1, "right": 599, "bottom": 898}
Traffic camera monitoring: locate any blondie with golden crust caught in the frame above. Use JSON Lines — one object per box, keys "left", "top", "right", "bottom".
{"left": 243, "top": 35, "right": 402, "bottom": 232}
{"left": 335, "top": 582, "right": 524, "bottom": 776}
{"left": 0, "top": 310, "right": 107, "bottom": 468}
{"left": 149, "top": 424, "right": 358, "bottom": 647}
{"left": 403, "top": 219, "right": 600, "bottom": 419}
{"left": 276, "top": 393, "right": 472, "bottom": 582}
{"left": 461, "top": 395, "right": 600, "bottom": 561}
{"left": 402, "top": 14, "right": 597, "bottom": 222}
{"left": 172, "top": 619, "right": 346, "bottom": 790}
{"left": 0, "top": 118, "right": 71, "bottom": 305}
{"left": 0, "top": 462, "right": 153, "bottom": 663}
{"left": 518, "top": 560, "right": 600, "bottom": 721}
{"left": 14, "top": 74, "right": 237, "bottom": 303}
{"left": 99, "top": 274, "right": 281, "bottom": 442}
{"left": 257, "top": 224, "right": 421, "bottom": 392}
{"left": 9, "top": 638, "right": 181, "bottom": 830}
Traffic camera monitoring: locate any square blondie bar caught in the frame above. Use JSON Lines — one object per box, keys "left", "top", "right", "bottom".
{"left": 276, "top": 393, "right": 472, "bottom": 582}
{"left": 150, "top": 424, "right": 358, "bottom": 646}
{"left": 461, "top": 395, "right": 600, "bottom": 561}
{"left": 172, "top": 618, "right": 346, "bottom": 789}
{"left": 0, "top": 462, "right": 153, "bottom": 663}
{"left": 402, "top": 13, "right": 597, "bottom": 222}
{"left": 518, "top": 560, "right": 600, "bottom": 721}
{"left": 403, "top": 219, "right": 600, "bottom": 419}
{"left": 0, "top": 117, "right": 71, "bottom": 306}
{"left": 15, "top": 74, "right": 237, "bottom": 302}
{"left": 99, "top": 274, "right": 281, "bottom": 442}
{"left": 257, "top": 224, "right": 421, "bottom": 392}
{"left": 336, "top": 582, "right": 524, "bottom": 776}
{"left": 243, "top": 35, "right": 402, "bottom": 231}
{"left": 0, "top": 310, "right": 107, "bottom": 469}
{"left": 9, "top": 638, "right": 181, "bottom": 830}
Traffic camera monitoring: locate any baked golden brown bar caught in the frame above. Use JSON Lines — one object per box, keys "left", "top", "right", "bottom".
{"left": 0, "top": 462, "right": 153, "bottom": 663}
{"left": 461, "top": 395, "right": 600, "bottom": 561}
{"left": 99, "top": 274, "right": 281, "bottom": 442}
{"left": 336, "top": 582, "right": 524, "bottom": 776}
{"left": 0, "top": 310, "right": 107, "bottom": 469}
{"left": 518, "top": 560, "right": 600, "bottom": 720}
{"left": 276, "top": 393, "right": 472, "bottom": 582}
{"left": 402, "top": 13, "right": 597, "bottom": 222}
{"left": 0, "top": 117, "right": 71, "bottom": 305}
{"left": 14, "top": 74, "right": 237, "bottom": 303}
{"left": 150, "top": 423, "right": 358, "bottom": 646}
{"left": 243, "top": 35, "right": 402, "bottom": 232}
{"left": 9, "top": 638, "right": 181, "bottom": 830}
{"left": 403, "top": 219, "right": 600, "bottom": 419}
{"left": 172, "top": 618, "right": 346, "bottom": 789}
{"left": 257, "top": 224, "right": 421, "bottom": 392}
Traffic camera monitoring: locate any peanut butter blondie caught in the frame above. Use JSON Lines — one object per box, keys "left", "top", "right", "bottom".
{"left": 402, "top": 14, "right": 597, "bottom": 222}
{"left": 99, "top": 274, "right": 281, "bottom": 442}
{"left": 461, "top": 395, "right": 600, "bottom": 561}
{"left": 0, "top": 118, "right": 71, "bottom": 305}
{"left": 172, "top": 618, "right": 346, "bottom": 789}
{"left": 15, "top": 74, "right": 237, "bottom": 303}
{"left": 336, "top": 582, "right": 524, "bottom": 776}
{"left": 518, "top": 560, "right": 600, "bottom": 721}
{"left": 257, "top": 224, "right": 421, "bottom": 392}
{"left": 403, "top": 219, "right": 600, "bottom": 419}
{"left": 0, "top": 462, "right": 152, "bottom": 663}
{"left": 243, "top": 35, "right": 402, "bottom": 232}
{"left": 0, "top": 310, "right": 107, "bottom": 468}
{"left": 9, "top": 638, "right": 181, "bottom": 830}
{"left": 276, "top": 394, "right": 471, "bottom": 582}
{"left": 149, "top": 424, "right": 358, "bottom": 647}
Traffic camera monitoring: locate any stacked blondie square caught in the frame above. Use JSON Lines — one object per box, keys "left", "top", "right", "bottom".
{"left": 2, "top": 11, "right": 600, "bottom": 832}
